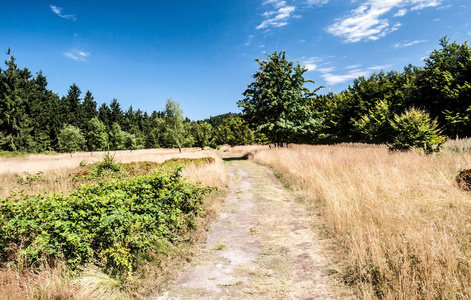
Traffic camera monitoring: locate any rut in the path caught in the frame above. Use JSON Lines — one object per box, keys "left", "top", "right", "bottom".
{"left": 157, "top": 156, "right": 350, "bottom": 300}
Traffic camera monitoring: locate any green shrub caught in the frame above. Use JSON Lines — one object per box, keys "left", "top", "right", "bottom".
{"left": 389, "top": 108, "right": 447, "bottom": 154}
{"left": 0, "top": 168, "right": 213, "bottom": 280}
{"left": 94, "top": 152, "right": 122, "bottom": 176}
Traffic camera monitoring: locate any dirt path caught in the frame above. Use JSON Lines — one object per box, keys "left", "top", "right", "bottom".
{"left": 156, "top": 154, "right": 350, "bottom": 299}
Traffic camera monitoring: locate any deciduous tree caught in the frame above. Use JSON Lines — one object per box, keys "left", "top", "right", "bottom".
{"left": 238, "top": 50, "right": 322, "bottom": 147}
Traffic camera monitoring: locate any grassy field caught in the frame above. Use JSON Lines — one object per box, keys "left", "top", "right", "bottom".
{"left": 0, "top": 148, "right": 226, "bottom": 198}
{"left": 232, "top": 141, "right": 471, "bottom": 299}
{"left": 0, "top": 148, "right": 227, "bottom": 299}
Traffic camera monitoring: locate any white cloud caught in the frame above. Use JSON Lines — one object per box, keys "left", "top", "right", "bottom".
{"left": 346, "top": 64, "right": 362, "bottom": 69}
{"left": 245, "top": 35, "right": 255, "bottom": 46}
{"left": 322, "top": 69, "right": 369, "bottom": 85}
{"left": 327, "top": 0, "right": 443, "bottom": 43}
{"left": 393, "top": 39, "right": 428, "bottom": 48}
{"left": 394, "top": 8, "right": 408, "bottom": 16}
{"left": 263, "top": 0, "right": 287, "bottom": 9}
{"left": 257, "top": 1, "right": 296, "bottom": 30}
{"left": 303, "top": 57, "right": 323, "bottom": 69}
{"left": 305, "top": 63, "right": 318, "bottom": 71}
{"left": 307, "top": 0, "right": 329, "bottom": 6}
{"left": 317, "top": 67, "right": 337, "bottom": 73}
{"left": 50, "top": 5, "right": 76, "bottom": 21}
{"left": 368, "top": 64, "right": 393, "bottom": 70}
{"left": 303, "top": 57, "right": 337, "bottom": 73}
{"left": 410, "top": 0, "right": 441, "bottom": 10}
{"left": 64, "top": 50, "right": 89, "bottom": 62}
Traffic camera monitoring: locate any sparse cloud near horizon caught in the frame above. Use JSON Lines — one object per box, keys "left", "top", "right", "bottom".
{"left": 321, "top": 69, "right": 369, "bottom": 85}
{"left": 50, "top": 5, "right": 76, "bottom": 21}
{"left": 368, "top": 64, "right": 393, "bottom": 70}
{"left": 393, "top": 39, "right": 428, "bottom": 48}
{"left": 326, "top": 0, "right": 443, "bottom": 43}
{"left": 304, "top": 57, "right": 395, "bottom": 86}
{"left": 64, "top": 50, "right": 89, "bottom": 62}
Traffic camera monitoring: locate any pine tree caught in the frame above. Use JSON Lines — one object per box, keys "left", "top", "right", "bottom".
{"left": 81, "top": 91, "right": 98, "bottom": 122}
{"left": 64, "top": 83, "right": 82, "bottom": 128}
{"left": 0, "top": 49, "right": 34, "bottom": 151}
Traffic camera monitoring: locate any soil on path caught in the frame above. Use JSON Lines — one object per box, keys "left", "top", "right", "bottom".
{"left": 157, "top": 154, "right": 351, "bottom": 299}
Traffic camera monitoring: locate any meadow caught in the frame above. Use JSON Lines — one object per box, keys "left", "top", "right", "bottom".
{"left": 232, "top": 141, "right": 471, "bottom": 299}
{"left": 0, "top": 148, "right": 227, "bottom": 299}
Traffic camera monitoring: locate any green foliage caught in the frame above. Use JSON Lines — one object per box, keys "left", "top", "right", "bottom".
{"left": 192, "top": 122, "right": 212, "bottom": 149}
{"left": 123, "top": 131, "right": 138, "bottom": 150}
{"left": 86, "top": 117, "right": 108, "bottom": 151}
{"left": 57, "top": 124, "right": 85, "bottom": 154}
{"left": 238, "top": 50, "right": 323, "bottom": 146}
{"left": 0, "top": 168, "right": 213, "bottom": 279}
{"left": 109, "top": 122, "right": 125, "bottom": 150}
{"left": 353, "top": 99, "right": 394, "bottom": 143}
{"left": 389, "top": 108, "right": 447, "bottom": 154}
{"left": 94, "top": 152, "right": 123, "bottom": 177}
{"left": 213, "top": 117, "right": 254, "bottom": 146}
{"left": 0, "top": 151, "right": 29, "bottom": 157}
{"left": 444, "top": 106, "right": 471, "bottom": 139}
{"left": 164, "top": 98, "right": 184, "bottom": 151}
{"left": 415, "top": 37, "right": 471, "bottom": 136}
{"left": 15, "top": 171, "right": 45, "bottom": 185}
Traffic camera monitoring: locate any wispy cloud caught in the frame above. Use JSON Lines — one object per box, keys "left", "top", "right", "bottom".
{"left": 368, "top": 64, "right": 393, "bottom": 70}
{"left": 302, "top": 57, "right": 323, "bottom": 71}
{"left": 307, "top": 0, "right": 329, "bottom": 6}
{"left": 346, "top": 64, "right": 362, "bottom": 69}
{"left": 322, "top": 69, "right": 369, "bottom": 85}
{"left": 304, "top": 58, "right": 393, "bottom": 85}
{"left": 257, "top": 1, "right": 296, "bottom": 30}
{"left": 50, "top": 5, "right": 76, "bottom": 21}
{"left": 393, "top": 39, "right": 428, "bottom": 48}
{"left": 327, "top": 0, "right": 443, "bottom": 43}
{"left": 394, "top": 8, "right": 408, "bottom": 16}
{"left": 64, "top": 50, "right": 89, "bottom": 62}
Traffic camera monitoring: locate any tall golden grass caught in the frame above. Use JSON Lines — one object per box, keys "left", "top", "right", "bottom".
{"left": 233, "top": 143, "right": 471, "bottom": 298}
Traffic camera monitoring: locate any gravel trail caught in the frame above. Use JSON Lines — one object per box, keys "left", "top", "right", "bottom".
{"left": 157, "top": 154, "right": 350, "bottom": 299}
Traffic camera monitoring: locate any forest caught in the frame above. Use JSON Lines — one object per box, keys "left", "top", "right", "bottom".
{"left": 1, "top": 37, "right": 470, "bottom": 154}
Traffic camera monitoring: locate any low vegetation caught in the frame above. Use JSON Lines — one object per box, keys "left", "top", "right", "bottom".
{"left": 232, "top": 141, "right": 471, "bottom": 298}
{"left": 0, "top": 150, "right": 226, "bottom": 299}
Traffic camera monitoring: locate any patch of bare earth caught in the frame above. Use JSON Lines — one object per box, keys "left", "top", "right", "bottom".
{"left": 156, "top": 153, "right": 352, "bottom": 299}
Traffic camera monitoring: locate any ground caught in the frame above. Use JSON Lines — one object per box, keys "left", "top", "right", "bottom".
{"left": 156, "top": 153, "right": 352, "bottom": 299}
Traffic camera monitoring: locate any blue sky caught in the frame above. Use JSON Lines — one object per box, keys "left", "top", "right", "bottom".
{"left": 1, "top": 0, "right": 470, "bottom": 120}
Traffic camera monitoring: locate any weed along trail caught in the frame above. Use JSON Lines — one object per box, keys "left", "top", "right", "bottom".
{"left": 157, "top": 153, "right": 348, "bottom": 299}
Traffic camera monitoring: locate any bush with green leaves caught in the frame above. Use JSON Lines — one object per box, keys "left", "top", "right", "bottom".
{"left": 353, "top": 99, "right": 394, "bottom": 143}
{"left": 57, "top": 124, "right": 85, "bottom": 155}
{"left": 0, "top": 167, "right": 213, "bottom": 279}
{"left": 389, "top": 108, "right": 447, "bottom": 154}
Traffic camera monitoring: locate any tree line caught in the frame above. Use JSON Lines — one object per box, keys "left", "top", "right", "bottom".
{"left": 0, "top": 49, "right": 254, "bottom": 154}
{"left": 239, "top": 37, "right": 470, "bottom": 152}
{"left": 2, "top": 37, "right": 469, "bottom": 154}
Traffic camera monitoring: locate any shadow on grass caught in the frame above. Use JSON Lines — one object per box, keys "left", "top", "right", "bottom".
{"left": 222, "top": 154, "right": 251, "bottom": 162}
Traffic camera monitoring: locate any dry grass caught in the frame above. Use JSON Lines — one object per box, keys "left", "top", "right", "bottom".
{"left": 232, "top": 143, "right": 471, "bottom": 299}
{"left": 0, "top": 148, "right": 227, "bottom": 299}
{"left": 0, "top": 263, "right": 94, "bottom": 300}
{"left": 0, "top": 148, "right": 226, "bottom": 198}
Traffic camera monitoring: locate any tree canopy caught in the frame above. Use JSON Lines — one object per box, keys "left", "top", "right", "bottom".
{"left": 238, "top": 50, "right": 323, "bottom": 147}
